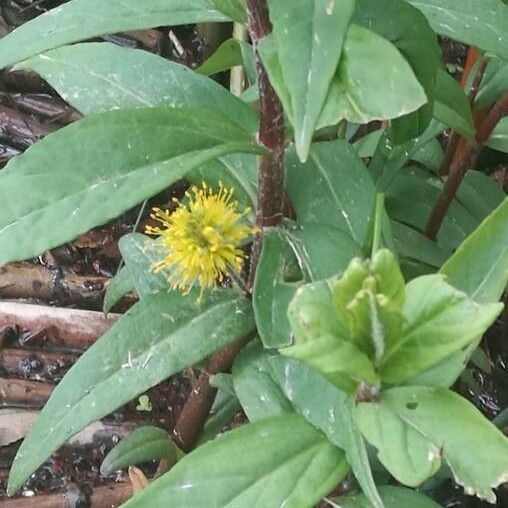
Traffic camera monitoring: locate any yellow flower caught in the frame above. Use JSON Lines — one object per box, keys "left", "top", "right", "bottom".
{"left": 146, "top": 182, "right": 253, "bottom": 299}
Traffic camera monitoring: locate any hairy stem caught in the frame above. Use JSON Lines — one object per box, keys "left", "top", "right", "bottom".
{"left": 425, "top": 92, "right": 508, "bottom": 240}
{"left": 246, "top": 0, "right": 285, "bottom": 290}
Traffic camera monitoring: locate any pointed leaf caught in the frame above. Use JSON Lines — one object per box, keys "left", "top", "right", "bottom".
{"left": 265, "top": 0, "right": 355, "bottom": 161}
{"left": 486, "top": 116, "right": 508, "bottom": 153}
{"left": 100, "top": 426, "right": 176, "bottom": 475}
{"left": 440, "top": 199, "right": 508, "bottom": 303}
{"left": 360, "top": 387, "right": 508, "bottom": 503}
{"left": 0, "top": 0, "right": 229, "bottom": 69}
{"left": 319, "top": 24, "right": 427, "bottom": 128}
{"left": 18, "top": 43, "right": 257, "bottom": 132}
{"left": 407, "top": 0, "right": 508, "bottom": 60}
{"left": 286, "top": 141, "right": 376, "bottom": 246}
{"left": 208, "top": 0, "right": 246, "bottom": 23}
{"left": 0, "top": 106, "right": 260, "bottom": 266}
{"left": 381, "top": 274, "right": 502, "bottom": 383}
{"left": 121, "top": 415, "right": 348, "bottom": 508}
{"left": 7, "top": 290, "right": 255, "bottom": 494}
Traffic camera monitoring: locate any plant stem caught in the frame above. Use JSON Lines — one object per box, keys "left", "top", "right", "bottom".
{"left": 246, "top": 0, "right": 285, "bottom": 290}
{"left": 371, "top": 193, "right": 385, "bottom": 257}
{"left": 425, "top": 92, "right": 508, "bottom": 240}
{"left": 172, "top": 0, "right": 285, "bottom": 452}
{"left": 230, "top": 22, "right": 247, "bottom": 96}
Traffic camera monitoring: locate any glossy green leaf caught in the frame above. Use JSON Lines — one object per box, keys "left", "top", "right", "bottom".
{"left": 253, "top": 229, "right": 304, "bottom": 349}
{"left": 197, "top": 38, "right": 243, "bottom": 76}
{"left": 266, "top": 0, "right": 355, "bottom": 161}
{"left": 0, "top": 0, "right": 229, "bottom": 69}
{"left": 233, "top": 342, "right": 294, "bottom": 421}
{"left": 18, "top": 43, "right": 257, "bottom": 132}
{"left": 100, "top": 426, "right": 176, "bottom": 475}
{"left": 407, "top": 0, "right": 508, "bottom": 60}
{"left": 118, "top": 234, "right": 169, "bottom": 298}
{"left": 268, "top": 355, "right": 383, "bottom": 508}
{"left": 122, "top": 415, "right": 348, "bottom": 508}
{"left": 208, "top": 0, "right": 246, "bottom": 23}
{"left": 353, "top": 0, "right": 440, "bottom": 142}
{"left": 487, "top": 116, "right": 508, "bottom": 153}
{"left": 476, "top": 57, "right": 508, "bottom": 108}
{"left": 334, "top": 486, "right": 441, "bottom": 508}
{"left": 358, "top": 387, "right": 508, "bottom": 502}
{"left": 103, "top": 265, "right": 134, "bottom": 314}
{"left": 380, "top": 274, "right": 502, "bottom": 384}
{"left": 286, "top": 141, "right": 376, "bottom": 246}
{"left": 440, "top": 198, "right": 508, "bottom": 303}
{"left": 284, "top": 279, "right": 379, "bottom": 392}
{"left": 319, "top": 24, "right": 427, "bottom": 128}
{"left": 433, "top": 68, "right": 474, "bottom": 140}
{"left": 0, "top": 107, "right": 260, "bottom": 266}
{"left": 7, "top": 290, "right": 255, "bottom": 494}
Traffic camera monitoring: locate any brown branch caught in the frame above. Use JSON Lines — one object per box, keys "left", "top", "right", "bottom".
{"left": 426, "top": 92, "right": 508, "bottom": 239}
{"left": 0, "top": 377, "right": 53, "bottom": 407}
{"left": 246, "top": 0, "right": 285, "bottom": 290}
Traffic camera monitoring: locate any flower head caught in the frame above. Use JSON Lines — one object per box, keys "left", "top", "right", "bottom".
{"left": 146, "top": 182, "right": 253, "bottom": 299}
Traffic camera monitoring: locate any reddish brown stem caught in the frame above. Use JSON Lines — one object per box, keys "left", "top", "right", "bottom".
{"left": 425, "top": 92, "right": 508, "bottom": 239}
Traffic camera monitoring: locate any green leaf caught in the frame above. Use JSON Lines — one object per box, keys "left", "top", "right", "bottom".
{"left": 100, "top": 426, "right": 176, "bottom": 475}
{"left": 433, "top": 68, "right": 474, "bottom": 140}
{"left": 334, "top": 486, "right": 441, "bottom": 508}
{"left": 7, "top": 290, "right": 255, "bottom": 494}
{"left": 353, "top": 0, "right": 440, "bottom": 142}
{"left": 118, "top": 234, "right": 169, "bottom": 297}
{"left": 253, "top": 229, "right": 304, "bottom": 349}
{"left": 0, "top": 0, "right": 229, "bottom": 69}
{"left": 407, "top": 0, "right": 508, "bottom": 60}
{"left": 207, "top": 0, "right": 246, "bottom": 23}
{"left": 286, "top": 141, "right": 376, "bottom": 246}
{"left": 103, "top": 265, "right": 134, "bottom": 314}
{"left": 268, "top": 355, "right": 383, "bottom": 508}
{"left": 197, "top": 388, "right": 241, "bottom": 445}
{"left": 18, "top": 43, "right": 257, "bottom": 132}
{"left": 381, "top": 274, "right": 502, "bottom": 384}
{"left": 197, "top": 38, "right": 243, "bottom": 76}
{"left": 265, "top": 0, "right": 355, "bottom": 161}
{"left": 487, "top": 116, "right": 508, "bottom": 153}
{"left": 0, "top": 106, "right": 260, "bottom": 266}
{"left": 358, "top": 387, "right": 508, "bottom": 502}
{"left": 283, "top": 278, "right": 379, "bottom": 392}
{"left": 318, "top": 24, "right": 427, "bottom": 128}
{"left": 440, "top": 198, "right": 508, "bottom": 303}
{"left": 476, "top": 57, "right": 508, "bottom": 108}
{"left": 121, "top": 414, "right": 349, "bottom": 508}
{"left": 233, "top": 342, "right": 294, "bottom": 421}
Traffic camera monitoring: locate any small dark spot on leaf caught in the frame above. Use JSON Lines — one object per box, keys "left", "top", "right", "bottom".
{"left": 406, "top": 402, "right": 418, "bottom": 410}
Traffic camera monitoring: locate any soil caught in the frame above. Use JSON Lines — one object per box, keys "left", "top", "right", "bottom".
{"left": 0, "top": 3, "right": 506, "bottom": 507}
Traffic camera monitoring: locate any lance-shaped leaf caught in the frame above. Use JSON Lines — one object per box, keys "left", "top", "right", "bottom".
{"left": 265, "top": 0, "right": 355, "bottom": 161}
{"left": 440, "top": 199, "right": 508, "bottom": 304}
{"left": 0, "top": 106, "right": 260, "bottom": 266}
{"left": 121, "top": 414, "right": 349, "bottom": 508}
{"left": 100, "top": 426, "right": 177, "bottom": 475}
{"left": 407, "top": 0, "right": 508, "bottom": 60}
{"left": 0, "top": 0, "right": 230, "bottom": 69}
{"left": 381, "top": 274, "right": 502, "bottom": 384}
{"left": 208, "top": 0, "right": 246, "bottom": 23}
{"left": 318, "top": 24, "right": 427, "bottom": 128}
{"left": 357, "top": 387, "right": 508, "bottom": 503}
{"left": 8, "top": 289, "right": 255, "bottom": 494}
{"left": 353, "top": 0, "right": 440, "bottom": 142}
{"left": 18, "top": 43, "right": 257, "bottom": 133}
